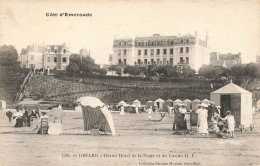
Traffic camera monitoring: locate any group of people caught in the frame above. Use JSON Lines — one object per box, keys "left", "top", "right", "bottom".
{"left": 5, "top": 104, "right": 63, "bottom": 135}
{"left": 166, "top": 102, "right": 236, "bottom": 138}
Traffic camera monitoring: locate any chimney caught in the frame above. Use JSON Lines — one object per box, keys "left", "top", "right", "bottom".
{"left": 206, "top": 32, "right": 209, "bottom": 47}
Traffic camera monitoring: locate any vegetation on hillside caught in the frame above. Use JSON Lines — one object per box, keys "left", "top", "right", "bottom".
{"left": 66, "top": 54, "right": 106, "bottom": 75}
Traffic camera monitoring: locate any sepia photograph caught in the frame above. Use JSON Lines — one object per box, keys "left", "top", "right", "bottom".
{"left": 0, "top": 0, "right": 260, "bottom": 165}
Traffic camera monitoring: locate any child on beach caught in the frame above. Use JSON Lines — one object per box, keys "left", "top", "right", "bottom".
{"left": 147, "top": 106, "right": 153, "bottom": 121}
{"left": 219, "top": 111, "right": 235, "bottom": 138}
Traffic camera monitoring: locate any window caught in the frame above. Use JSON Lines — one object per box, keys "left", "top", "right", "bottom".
{"left": 54, "top": 49, "right": 57, "bottom": 53}
{"left": 186, "top": 39, "right": 189, "bottom": 43}
{"left": 124, "top": 49, "right": 126, "bottom": 55}
{"left": 163, "top": 49, "right": 166, "bottom": 55}
{"left": 152, "top": 42, "right": 154, "bottom": 46}
{"left": 170, "top": 58, "right": 173, "bottom": 64}
{"left": 163, "top": 58, "right": 166, "bottom": 64}
{"left": 138, "top": 50, "right": 141, "bottom": 55}
{"left": 63, "top": 49, "right": 66, "bottom": 53}
{"left": 181, "top": 39, "right": 183, "bottom": 44}
{"left": 180, "top": 47, "right": 183, "bottom": 53}
{"left": 180, "top": 57, "right": 184, "bottom": 63}
{"left": 144, "top": 49, "right": 147, "bottom": 55}
{"left": 124, "top": 59, "right": 126, "bottom": 64}
{"left": 119, "top": 42, "right": 121, "bottom": 46}
{"left": 151, "top": 49, "right": 154, "bottom": 55}
{"left": 47, "top": 57, "right": 50, "bottom": 62}
{"left": 138, "top": 59, "right": 141, "bottom": 65}
{"left": 31, "top": 55, "right": 34, "bottom": 61}
{"left": 156, "top": 58, "right": 160, "bottom": 64}
{"left": 62, "top": 57, "right": 67, "bottom": 63}
{"left": 170, "top": 41, "right": 173, "bottom": 45}
{"left": 54, "top": 57, "right": 57, "bottom": 62}
{"left": 151, "top": 59, "right": 154, "bottom": 64}
{"left": 118, "top": 59, "right": 122, "bottom": 64}
{"left": 144, "top": 59, "right": 147, "bottom": 64}
{"left": 157, "top": 49, "right": 160, "bottom": 55}
{"left": 186, "top": 57, "right": 189, "bottom": 63}
{"left": 118, "top": 50, "right": 121, "bottom": 55}
{"left": 186, "top": 47, "right": 189, "bottom": 53}
{"left": 170, "top": 48, "right": 173, "bottom": 55}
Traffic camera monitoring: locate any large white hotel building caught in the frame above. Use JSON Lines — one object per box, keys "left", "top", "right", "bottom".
{"left": 110, "top": 32, "right": 210, "bottom": 71}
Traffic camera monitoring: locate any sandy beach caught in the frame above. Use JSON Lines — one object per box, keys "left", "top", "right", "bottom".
{"left": 0, "top": 111, "right": 260, "bottom": 166}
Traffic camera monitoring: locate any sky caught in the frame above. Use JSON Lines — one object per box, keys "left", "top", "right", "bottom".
{"left": 0, "top": 0, "right": 259, "bottom": 64}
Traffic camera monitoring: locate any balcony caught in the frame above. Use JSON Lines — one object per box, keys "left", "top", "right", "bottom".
{"left": 178, "top": 61, "right": 189, "bottom": 65}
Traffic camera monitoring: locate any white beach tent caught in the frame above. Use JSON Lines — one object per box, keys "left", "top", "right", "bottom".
{"left": 173, "top": 99, "right": 182, "bottom": 106}
{"left": 76, "top": 97, "right": 116, "bottom": 135}
{"left": 146, "top": 100, "right": 154, "bottom": 108}
{"left": 183, "top": 99, "right": 192, "bottom": 110}
{"left": 201, "top": 99, "right": 211, "bottom": 105}
{"left": 154, "top": 98, "right": 165, "bottom": 110}
{"left": 210, "top": 82, "right": 253, "bottom": 128}
{"left": 118, "top": 100, "right": 128, "bottom": 106}
{"left": 132, "top": 99, "right": 141, "bottom": 107}
{"left": 192, "top": 99, "right": 201, "bottom": 111}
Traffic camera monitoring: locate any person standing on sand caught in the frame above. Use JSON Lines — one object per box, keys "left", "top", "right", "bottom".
{"left": 119, "top": 105, "right": 125, "bottom": 115}
{"left": 147, "top": 106, "right": 153, "bottom": 121}
{"left": 196, "top": 103, "right": 209, "bottom": 136}
{"left": 219, "top": 111, "right": 235, "bottom": 138}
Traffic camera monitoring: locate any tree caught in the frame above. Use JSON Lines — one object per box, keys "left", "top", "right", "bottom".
{"left": 68, "top": 54, "right": 104, "bottom": 75}
{"left": 0, "top": 45, "right": 20, "bottom": 67}
{"left": 182, "top": 67, "right": 196, "bottom": 77}
{"left": 243, "top": 63, "right": 259, "bottom": 78}
{"left": 230, "top": 64, "right": 245, "bottom": 77}
{"left": 123, "top": 65, "right": 142, "bottom": 76}
{"left": 66, "top": 63, "right": 80, "bottom": 74}
{"left": 108, "top": 65, "right": 122, "bottom": 76}
{"left": 198, "top": 65, "right": 219, "bottom": 79}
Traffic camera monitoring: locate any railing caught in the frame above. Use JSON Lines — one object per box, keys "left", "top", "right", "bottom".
{"left": 14, "top": 70, "right": 34, "bottom": 102}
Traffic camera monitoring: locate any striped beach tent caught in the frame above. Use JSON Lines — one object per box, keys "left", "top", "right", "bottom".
{"left": 76, "top": 97, "right": 116, "bottom": 136}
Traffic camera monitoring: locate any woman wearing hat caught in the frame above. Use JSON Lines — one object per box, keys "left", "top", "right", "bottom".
{"left": 177, "top": 104, "right": 187, "bottom": 131}
{"left": 196, "top": 103, "right": 209, "bottom": 136}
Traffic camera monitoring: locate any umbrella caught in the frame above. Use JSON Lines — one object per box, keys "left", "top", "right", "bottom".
{"left": 76, "top": 97, "right": 104, "bottom": 108}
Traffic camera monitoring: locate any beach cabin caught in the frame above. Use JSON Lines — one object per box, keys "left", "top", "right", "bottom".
{"left": 183, "top": 99, "right": 192, "bottom": 111}
{"left": 173, "top": 99, "right": 182, "bottom": 106}
{"left": 132, "top": 99, "right": 141, "bottom": 107}
{"left": 154, "top": 98, "right": 165, "bottom": 111}
{"left": 191, "top": 99, "right": 201, "bottom": 111}
{"left": 146, "top": 100, "right": 153, "bottom": 108}
{"left": 201, "top": 99, "right": 211, "bottom": 105}
{"left": 163, "top": 99, "right": 173, "bottom": 112}
{"left": 210, "top": 82, "right": 253, "bottom": 128}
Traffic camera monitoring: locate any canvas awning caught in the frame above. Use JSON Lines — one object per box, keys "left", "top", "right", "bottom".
{"left": 77, "top": 97, "right": 116, "bottom": 135}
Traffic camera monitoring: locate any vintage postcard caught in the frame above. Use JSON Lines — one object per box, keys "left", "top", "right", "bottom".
{"left": 0, "top": 0, "right": 260, "bottom": 166}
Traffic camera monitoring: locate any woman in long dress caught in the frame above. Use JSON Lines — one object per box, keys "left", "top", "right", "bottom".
{"left": 119, "top": 105, "right": 125, "bottom": 115}
{"left": 196, "top": 103, "right": 208, "bottom": 136}
{"left": 178, "top": 104, "right": 187, "bottom": 130}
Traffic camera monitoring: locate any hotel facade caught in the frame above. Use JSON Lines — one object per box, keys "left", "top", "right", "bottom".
{"left": 111, "top": 32, "right": 210, "bottom": 71}
{"left": 20, "top": 43, "right": 71, "bottom": 70}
